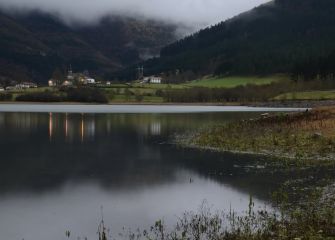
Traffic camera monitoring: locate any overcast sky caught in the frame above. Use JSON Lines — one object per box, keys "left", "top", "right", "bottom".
{"left": 0, "top": 0, "right": 269, "bottom": 29}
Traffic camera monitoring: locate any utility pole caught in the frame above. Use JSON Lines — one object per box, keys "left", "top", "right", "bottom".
{"left": 69, "top": 64, "right": 73, "bottom": 76}
{"left": 137, "top": 66, "right": 144, "bottom": 80}
{"left": 67, "top": 64, "right": 74, "bottom": 81}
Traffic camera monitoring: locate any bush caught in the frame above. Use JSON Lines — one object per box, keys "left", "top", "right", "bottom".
{"left": 135, "top": 94, "right": 144, "bottom": 102}
{"left": 155, "top": 89, "right": 164, "bottom": 97}
{"left": 106, "top": 89, "right": 115, "bottom": 101}
{"left": 0, "top": 93, "right": 13, "bottom": 101}
{"left": 66, "top": 87, "right": 108, "bottom": 103}
{"left": 16, "top": 92, "right": 63, "bottom": 102}
{"left": 124, "top": 88, "right": 133, "bottom": 101}
{"left": 163, "top": 82, "right": 294, "bottom": 103}
{"left": 15, "top": 88, "right": 108, "bottom": 103}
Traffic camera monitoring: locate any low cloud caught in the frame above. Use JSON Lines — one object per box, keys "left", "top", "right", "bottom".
{"left": 0, "top": 0, "right": 269, "bottom": 30}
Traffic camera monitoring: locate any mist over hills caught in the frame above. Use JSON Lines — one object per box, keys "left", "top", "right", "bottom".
{"left": 2, "top": 0, "right": 335, "bottom": 84}
{"left": 134, "top": 0, "right": 335, "bottom": 82}
{"left": 0, "top": 0, "right": 268, "bottom": 31}
{"left": 0, "top": 10, "right": 177, "bottom": 84}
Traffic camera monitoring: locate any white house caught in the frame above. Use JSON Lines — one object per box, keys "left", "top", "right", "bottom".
{"left": 15, "top": 82, "right": 37, "bottom": 89}
{"left": 78, "top": 77, "right": 96, "bottom": 85}
{"left": 143, "top": 76, "right": 162, "bottom": 84}
{"left": 5, "top": 86, "right": 15, "bottom": 91}
{"left": 86, "top": 78, "right": 96, "bottom": 84}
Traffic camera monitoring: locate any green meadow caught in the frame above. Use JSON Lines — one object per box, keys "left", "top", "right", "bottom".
{"left": 0, "top": 75, "right": 293, "bottom": 103}
{"left": 185, "top": 75, "right": 283, "bottom": 88}
{"left": 274, "top": 90, "right": 335, "bottom": 101}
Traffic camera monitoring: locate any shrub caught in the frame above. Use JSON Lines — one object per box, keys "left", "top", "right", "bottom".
{"left": 155, "top": 89, "right": 164, "bottom": 97}
{"left": 16, "top": 92, "right": 63, "bottom": 102}
{"left": 0, "top": 93, "right": 13, "bottom": 101}
{"left": 135, "top": 94, "right": 144, "bottom": 102}
{"left": 66, "top": 88, "right": 108, "bottom": 103}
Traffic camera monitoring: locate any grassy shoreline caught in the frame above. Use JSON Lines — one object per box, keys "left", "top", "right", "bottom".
{"left": 0, "top": 101, "right": 242, "bottom": 106}
{"left": 0, "top": 100, "right": 334, "bottom": 108}
{"left": 152, "top": 106, "right": 335, "bottom": 240}
{"left": 178, "top": 107, "right": 335, "bottom": 168}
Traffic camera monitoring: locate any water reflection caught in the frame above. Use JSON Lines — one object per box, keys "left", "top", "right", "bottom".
{"left": 47, "top": 113, "right": 168, "bottom": 143}
{"left": 42, "top": 112, "right": 255, "bottom": 143}
{"left": 0, "top": 111, "right": 283, "bottom": 240}
{"left": 48, "top": 113, "right": 95, "bottom": 142}
{"left": 0, "top": 112, "right": 281, "bottom": 193}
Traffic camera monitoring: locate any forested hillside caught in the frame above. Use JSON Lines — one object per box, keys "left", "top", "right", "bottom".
{"left": 0, "top": 10, "right": 177, "bottom": 84}
{"left": 3, "top": 0, "right": 335, "bottom": 84}
{"left": 134, "top": 0, "right": 335, "bottom": 82}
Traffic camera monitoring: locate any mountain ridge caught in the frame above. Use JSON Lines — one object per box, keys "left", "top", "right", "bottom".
{"left": 0, "top": 10, "right": 178, "bottom": 84}
{"left": 132, "top": 0, "right": 335, "bottom": 82}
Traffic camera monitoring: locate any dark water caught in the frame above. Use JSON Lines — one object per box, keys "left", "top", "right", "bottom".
{"left": 0, "top": 110, "right": 288, "bottom": 240}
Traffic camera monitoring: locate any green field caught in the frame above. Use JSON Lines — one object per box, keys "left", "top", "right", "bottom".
{"left": 1, "top": 75, "right": 289, "bottom": 103}
{"left": 274, "top": 90, "right": 335, "bottom": 100}
{"left": 131, "top": 83, "right": 188, "bottom": 89}
{"left": 111, "top": 95, "right": 164, "bottom": 103}
{"left": 8, "top": 87, "right": 54, "bottom": 93}
{"left": 185, "top": 76, "right": 284, "bottom": 88}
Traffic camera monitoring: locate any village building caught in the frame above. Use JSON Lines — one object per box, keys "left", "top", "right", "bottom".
{"left": 48, "top": 79, "right": 57, "bottom": 87}
{"left": 86, "top": 78, "right": 96, "bottom": 84}
{"left": 137, "top": 66, "right": 162, "bottom": 84}
{"left": 142, "top": 76, "right": 162, "bottom": 84}
{"left": 15, "top": 82, "right": 37, "bottom": 89}
{"left": 48, "top": 66, "right": 97, "bottom": 87}
{"left": 62, "top": 80, "right": 73, "bottom": 86}
{"left": 78, "top": 76, "right": 96, "bottom": 85}
{"left": 67, "top": 65, "right": 74, "bottom": 81}
{"left": 5, "top": 86, "right": 15, "bottom": 91}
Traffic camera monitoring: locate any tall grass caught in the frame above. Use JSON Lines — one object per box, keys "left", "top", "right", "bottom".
{"left": 116, "top": 190, "right": 335, "bottom": 240}
{"left": 188, "top": 108, "right": 335, "bottom": 166}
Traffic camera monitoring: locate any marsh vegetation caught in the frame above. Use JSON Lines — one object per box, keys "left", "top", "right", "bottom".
{"left": 100, "top": 185, "right": 335, "bottom": 240}
{"left": 180, "top": 107, "right": 335, "bottom": 167}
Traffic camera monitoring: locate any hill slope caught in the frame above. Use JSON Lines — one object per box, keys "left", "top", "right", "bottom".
{"left": 0, "top": 10, "right": 177, "bottom": 84}
{"left": 138, "top": 0, "right": 335, "bottom": 80}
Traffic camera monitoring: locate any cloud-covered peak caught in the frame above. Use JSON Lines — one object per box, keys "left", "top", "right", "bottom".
{"left": 0, "top": 0, "right": 269, "bottom": 30}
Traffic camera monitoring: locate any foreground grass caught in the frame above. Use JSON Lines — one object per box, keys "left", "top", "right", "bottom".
{"left": 274, "top": 90, "right": 335, "bottom": 101}
{"left": 185, "top": 75, "right": 284, "bottom": 88}
{"left": 118, "top": 107, "right": 335, "bottom": 240}
{"left": 180, "top": 107, "right": 335, "bottom": 167}
{"left": 104, "top": 187, "right": 335, "bottom": 240}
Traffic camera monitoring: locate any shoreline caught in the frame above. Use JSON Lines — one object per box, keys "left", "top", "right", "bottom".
{"left": 177, "top": 107, "right": 335, "bottom": 168}
{"left": 0, "top": 99, "right": 333, "bottom": 108}
{"left": 251, "top": 100, "right": 335, "bottom": 108}
{"left": 178, "top": 141, "right": 335, "bottom": 169}
{"left": 0, "top": 101, "right": 239, "bottom": 106}
{"left": 0, "top": 103, "right": 307, "bottom": 114}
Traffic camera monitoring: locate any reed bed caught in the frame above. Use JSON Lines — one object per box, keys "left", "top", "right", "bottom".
{"left": 116, "top": 190, "right": 335, "bottom": 240}
{"left": 189, "top": 107, "right": 335, "bottom": 167}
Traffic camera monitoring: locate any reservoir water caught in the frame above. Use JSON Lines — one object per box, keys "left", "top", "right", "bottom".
{"left": 0, "top": 105, "right": 303, "bottom": 240}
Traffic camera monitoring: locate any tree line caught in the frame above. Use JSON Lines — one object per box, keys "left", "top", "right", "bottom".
{"left": 15, "top": 87, "right": 108, "bottom": 103}
{"left": 161, "top": 79, "right": 335, "bottom": 103}
{"left": 120, "top": 0, "right": 335, "bottom": 83}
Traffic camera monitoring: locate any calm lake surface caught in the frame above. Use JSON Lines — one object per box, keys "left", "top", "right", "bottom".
{"left": 0, "top": 105, "right": 303, "bottom": 240}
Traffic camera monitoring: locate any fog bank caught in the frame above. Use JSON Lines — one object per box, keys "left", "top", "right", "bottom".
{"left": 0, "top": 0, "right": 269, "bottom": 30}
